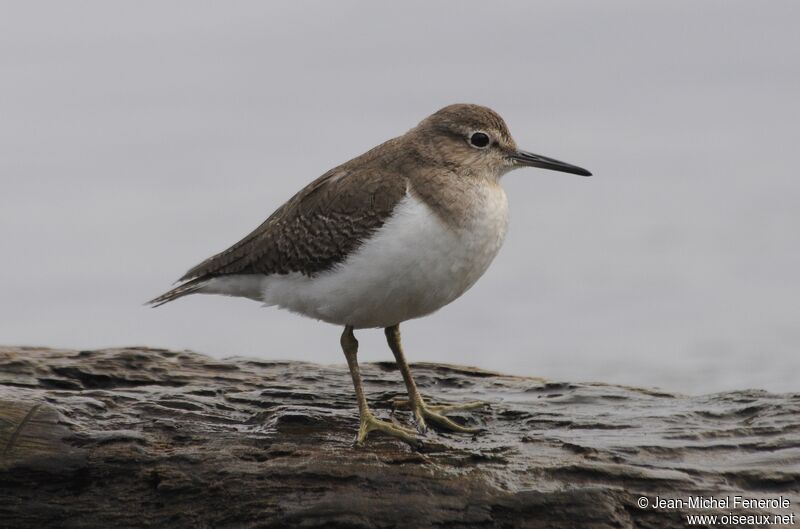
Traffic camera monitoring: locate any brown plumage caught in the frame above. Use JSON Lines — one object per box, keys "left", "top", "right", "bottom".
{"left": 182, "top": 138, "right": 410, "bottom": 280}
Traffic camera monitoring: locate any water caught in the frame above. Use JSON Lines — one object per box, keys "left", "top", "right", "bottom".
{"left": 1, "top": 1, "right": 798, "bottom": 394}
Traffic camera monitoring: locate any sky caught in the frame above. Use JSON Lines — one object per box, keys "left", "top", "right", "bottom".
{"left": 1, "top": 1, "right": 798, "bottom": 394}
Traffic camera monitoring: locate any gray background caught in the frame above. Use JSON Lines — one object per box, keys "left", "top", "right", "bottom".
{"left": 2, "top": 1, "right": 798, "bottom": 394}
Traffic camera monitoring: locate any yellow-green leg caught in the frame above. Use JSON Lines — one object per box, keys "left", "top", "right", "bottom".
{"left": 384, "top": 325, "right": 485, "bottom": 433}
{"left": 341, "top": 326, "right": 418, "bottom": 446}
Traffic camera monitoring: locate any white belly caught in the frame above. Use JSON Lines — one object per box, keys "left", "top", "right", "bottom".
{"left": 206, "top": 186, "right": 509, "bottom": 328}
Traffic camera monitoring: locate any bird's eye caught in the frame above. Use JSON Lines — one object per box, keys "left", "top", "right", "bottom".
{"left": 469, "top": 132, "right": 490, "bottom": 148}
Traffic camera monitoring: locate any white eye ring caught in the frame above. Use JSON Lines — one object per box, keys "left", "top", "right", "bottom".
{"left": 469, "top": 131, "right": 491, "bottom": 149}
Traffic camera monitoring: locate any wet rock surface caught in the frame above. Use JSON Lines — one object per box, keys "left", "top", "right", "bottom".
{"left": 0, "top": 346, "right": 798, "bottom": 528}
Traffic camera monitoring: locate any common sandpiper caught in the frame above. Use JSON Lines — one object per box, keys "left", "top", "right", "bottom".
{"left": 149, "top": 104, "right": 592, "bottom": 446}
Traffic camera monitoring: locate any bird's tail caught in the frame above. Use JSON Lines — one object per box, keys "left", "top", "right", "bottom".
{"left": 146, "top": 277, "right": 209, "bottom": 307}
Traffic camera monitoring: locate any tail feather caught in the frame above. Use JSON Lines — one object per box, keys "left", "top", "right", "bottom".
{"left": 147, "top": 278, "right": 209, "bottom": 307}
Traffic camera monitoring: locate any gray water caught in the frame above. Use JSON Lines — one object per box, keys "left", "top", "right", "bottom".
{"left": 2, "top": 1, "right": 798, "bottom": 394}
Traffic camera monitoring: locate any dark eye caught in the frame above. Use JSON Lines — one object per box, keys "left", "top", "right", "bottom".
{"left": 469, "top": 132, "right": 490, "bottom": 148}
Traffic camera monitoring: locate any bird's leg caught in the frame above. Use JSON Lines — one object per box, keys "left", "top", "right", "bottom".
{"left": 384, "top": 325, "right": 483, "bottom": 433}
{"left": 340, "top": 326, "right": 418, "bottom": 446}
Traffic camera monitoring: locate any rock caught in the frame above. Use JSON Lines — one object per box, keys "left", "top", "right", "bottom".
{"left": 0, "top": 346, "right": 798, "bottom": 528}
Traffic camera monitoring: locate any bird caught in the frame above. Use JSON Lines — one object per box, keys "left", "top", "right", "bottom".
{"left": 149, "top": 104, "right": 591, "bottom": 446}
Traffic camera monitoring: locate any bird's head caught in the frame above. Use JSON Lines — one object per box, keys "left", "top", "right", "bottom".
{"left": 410, "top": 103, "right": 591, "bottom": 179}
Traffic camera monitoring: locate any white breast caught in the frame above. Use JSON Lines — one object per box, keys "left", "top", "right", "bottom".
{"left": 207, "top": 184, "right": 509, "bottom": 329}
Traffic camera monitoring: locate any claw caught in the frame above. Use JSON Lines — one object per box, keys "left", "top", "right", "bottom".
{"left": 399, "top": 398, "right": 486, "bottom": 434}
{"left": 356, "top": 412, "right": 420, "bottom": 447}
{"left": 419, "top": 405, "right": 480, "bottom": 433}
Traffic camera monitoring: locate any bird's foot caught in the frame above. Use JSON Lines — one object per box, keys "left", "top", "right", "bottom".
{"left": 356, "top": 411, "right": 419, "bottom": 447}
{"left": 395, "top": 398, "right": 486, "bottom": 433}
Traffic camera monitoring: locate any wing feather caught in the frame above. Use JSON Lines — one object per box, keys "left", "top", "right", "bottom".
{"left": 177, "top": 138, "right": 409, "bottom": 283}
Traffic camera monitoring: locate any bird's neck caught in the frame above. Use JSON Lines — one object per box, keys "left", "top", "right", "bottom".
{"left": 408, "top": 168, "right": 506, "bottom": 230}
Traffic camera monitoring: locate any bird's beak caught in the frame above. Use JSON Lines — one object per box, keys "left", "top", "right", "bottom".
{"left": 510, "top": 150, "right": 592, "bottom": 177}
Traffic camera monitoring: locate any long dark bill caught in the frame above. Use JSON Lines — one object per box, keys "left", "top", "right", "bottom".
{"left": 511, "top": 150, "right": 592, "bottom": 176}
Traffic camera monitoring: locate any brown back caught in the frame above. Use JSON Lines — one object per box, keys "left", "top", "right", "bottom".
{"left": 180, "top": 138, "right": 410, "bottom": 281}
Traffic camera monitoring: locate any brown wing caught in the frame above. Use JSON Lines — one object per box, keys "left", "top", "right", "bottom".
{"left": 178, "top": 139, "right": 409, "bottom": 282}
